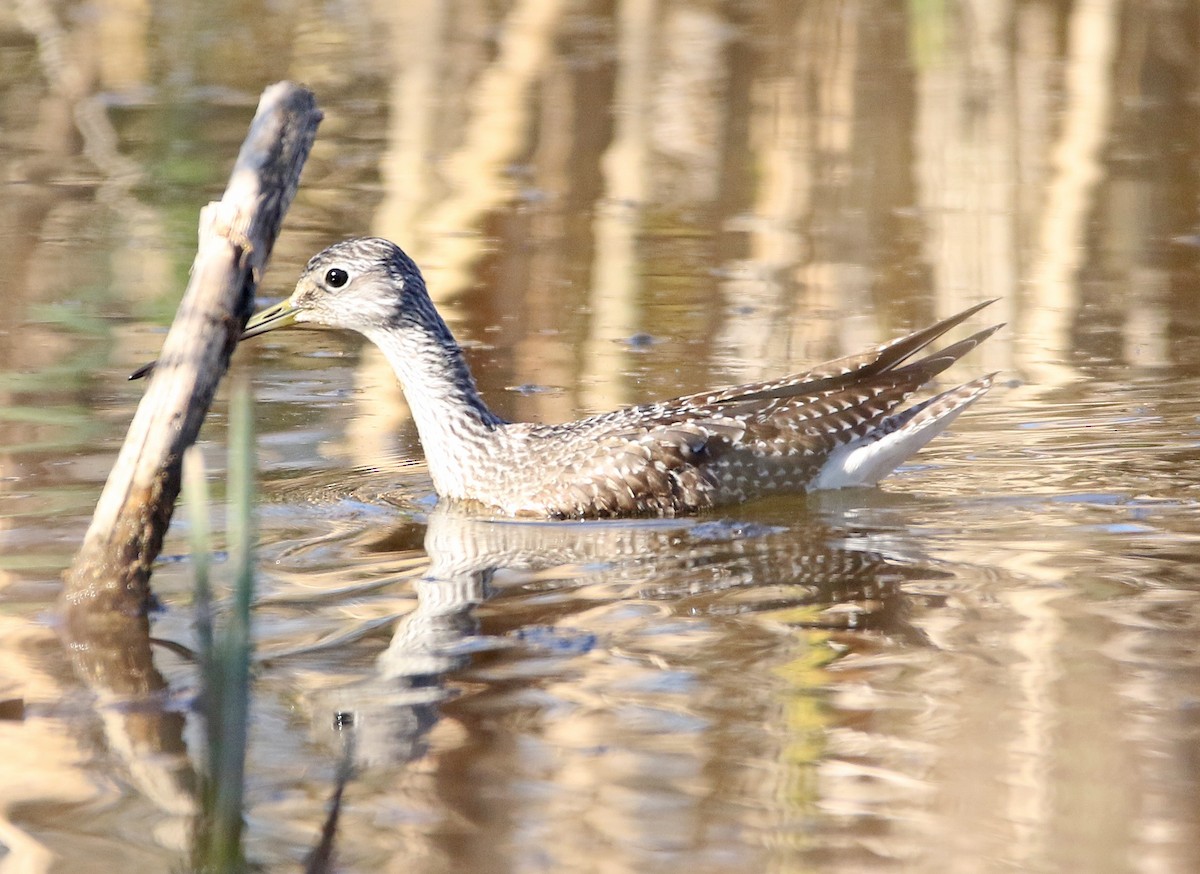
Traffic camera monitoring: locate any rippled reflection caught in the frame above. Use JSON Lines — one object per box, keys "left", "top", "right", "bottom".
{"left": 292, "top": 503, "right": 932, "bottom": 766}
{"left": 226, "top": 497, "right": 977, "bottom": 870}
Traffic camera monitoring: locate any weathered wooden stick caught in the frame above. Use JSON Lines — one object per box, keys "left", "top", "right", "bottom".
{"left": 62, "top": 82, "right": 322, "bottom": 615}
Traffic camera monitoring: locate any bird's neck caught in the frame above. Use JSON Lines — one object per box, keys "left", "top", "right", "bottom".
{"left": 364, "top": 315, "right": 506, "bottom": 501}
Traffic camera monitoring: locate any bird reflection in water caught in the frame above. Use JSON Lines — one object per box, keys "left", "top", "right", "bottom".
{"left": 305, "top": 502, "right": 948, "bottom": 768}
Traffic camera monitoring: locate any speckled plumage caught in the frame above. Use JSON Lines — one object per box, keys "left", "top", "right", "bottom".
{"left": 252, "top": 237, "right": 999, "bottom": 518}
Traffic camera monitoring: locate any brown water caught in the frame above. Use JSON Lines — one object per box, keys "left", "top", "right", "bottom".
{"left": 3, "top": 1, "right": 1200, "bottom": 871}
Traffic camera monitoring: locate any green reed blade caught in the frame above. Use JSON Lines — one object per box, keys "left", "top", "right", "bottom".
{"left": 193, "top": 377, "right": 256, "bottom": 872}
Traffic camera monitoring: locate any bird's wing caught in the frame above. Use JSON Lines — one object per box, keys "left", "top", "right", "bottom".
{"left": 517, "top": 301, "right": 1000, "bottom": 517}
{"left": 521, "top": 418, "right": 746, "bottom": 518}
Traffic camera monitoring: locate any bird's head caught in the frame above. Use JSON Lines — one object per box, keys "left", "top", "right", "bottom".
{"left": 244, "top": 237, "right": 431, "bottom": 339}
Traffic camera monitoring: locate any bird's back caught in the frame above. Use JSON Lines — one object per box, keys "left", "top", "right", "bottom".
{"left": 472, "top": 302, "right": 1000, "bottom": 518}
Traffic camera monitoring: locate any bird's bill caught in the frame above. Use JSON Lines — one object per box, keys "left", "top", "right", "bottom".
{"left": 240, "top": 299, "right": 301, "bottom": 339}
{"left": 128, "top": 298, "right": 302, "bottom": 380}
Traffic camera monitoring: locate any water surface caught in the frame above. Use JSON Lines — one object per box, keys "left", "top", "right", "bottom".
{"left": 2, "top": 1, "right": 1200, "bottom": 872}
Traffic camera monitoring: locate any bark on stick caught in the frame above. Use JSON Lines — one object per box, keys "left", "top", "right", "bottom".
{"left": 62, "top": 82, "right": 322, "bottom": 615}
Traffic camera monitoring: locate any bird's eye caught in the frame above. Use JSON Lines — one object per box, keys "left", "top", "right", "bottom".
{"left": 325, "top": 268, "right": 349, "bottom": 288}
